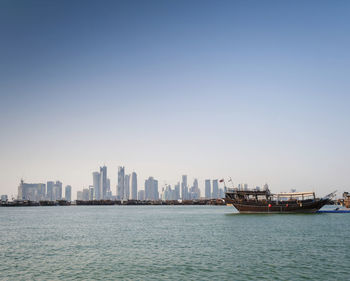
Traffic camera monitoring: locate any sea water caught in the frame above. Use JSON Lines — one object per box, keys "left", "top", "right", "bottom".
{"left": 0, "top": 206, "right": 349, "bottom": 280}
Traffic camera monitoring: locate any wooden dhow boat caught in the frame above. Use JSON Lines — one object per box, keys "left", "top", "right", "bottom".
{"left": 225, "top": 188, "right": 333, "bottom": 213}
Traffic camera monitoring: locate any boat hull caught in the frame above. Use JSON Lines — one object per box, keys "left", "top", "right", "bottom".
{"left": 226, "top": 198, "right": 330, "bottom": 214}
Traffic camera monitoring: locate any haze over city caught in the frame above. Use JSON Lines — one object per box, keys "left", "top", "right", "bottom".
{"left": 1, "top": 0, "right": 349, "bottom": 199}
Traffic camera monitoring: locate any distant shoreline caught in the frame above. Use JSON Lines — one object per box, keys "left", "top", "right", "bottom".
{"left": 0, "top": 199, "right": 226, "bottom": 207}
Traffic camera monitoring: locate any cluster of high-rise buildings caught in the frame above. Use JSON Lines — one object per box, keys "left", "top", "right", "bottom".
{"left": 77, "top": 166, "right": 138, "bottom": 201}
{"left": 17, "top": 179, "right": 71, "bottom": 202}
{"left": 16, "top": 166, "right": 227, "bottom": 202}
{"left": 235, "top": 183, "right": 269, "bottom": 192}
{"left": 89, "top": 166, "right": 111, "bottom": 200}
{"left": 76, "top": 167, "right": 225, "bottom": 201}
{"left": 116, "top": 167, "right": 138, "bottom": 200}
{"left": 160, "top": 176, "right": 201, "bottom": 201}
{"left": 205, "top": 179, "right": 225, "bottom": 199}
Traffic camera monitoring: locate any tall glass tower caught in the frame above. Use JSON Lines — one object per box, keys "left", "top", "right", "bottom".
{"left": 181, "top": 175, "right": 188, "bottom": 200}
{"left": 131, "top": 172, "right": 138, "bottom": 200}
{"left": 205, "top": 179, "right": 211, "bottom": 199}
{"left": 93, "top": 172, "right": 100, "bottom": 200}
{"left": 212, "top": 179, "right": 219, "bottom": 199}
{"left": 100, "top": 166, "right": 107, "bottom": 199}
{"left": 117, "top": 166, "right": 125, "bottom": 200}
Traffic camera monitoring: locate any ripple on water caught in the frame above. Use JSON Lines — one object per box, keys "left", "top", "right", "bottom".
{"left": 0, "top": 206, "right": 349, "bottom": 280}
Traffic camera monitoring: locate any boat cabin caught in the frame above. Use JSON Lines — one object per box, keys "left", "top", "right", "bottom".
{"left": 226, "top": 189, "right": 316, "bottom": 203}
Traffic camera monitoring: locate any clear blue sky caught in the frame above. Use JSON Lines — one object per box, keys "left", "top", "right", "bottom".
{"left": 1, "top": 0, "right": 349, "bottom": 198}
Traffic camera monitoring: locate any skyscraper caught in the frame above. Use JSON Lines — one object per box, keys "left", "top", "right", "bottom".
{"left": 219, "top": 188, "right": 224, "bottom": 199}
{"left": 189, "top": 178, "right": 200, "bottom": 199}
{"left": 131, "top": 172, "right": 137, "bottom": 200}
{"left": 39, "top": 184, "right": 46, "bottom": 200}
{"left": 53, "top": 181, "right": 62, "bottom": 201}
{"left": 145, "top": 177, "right": 159, "bottom": 200}
{"left": 205, "top": 179, "right": 211, "bottom": 199}
{"left": 124, "top": 174, "right": 130, "bottom": 200}
{"left": 77, "top": 191, "right": 83, "bottom": 200}
{"left": 47, "top": 181, "right": 54, "bottom": 201}
{"left": 82, "top": 188, "right": 90, "bottom": 201}
{"left": 89, "top": 185, "right": 94, "bottom": 200}
{"left": 106, "top": 178, "right": 112, "bottom": 199}
{"left": 212, "top": 179, "right": 219, "bottom": 199}
{"left": 18, "top": 180, "right": 46, "bottom": 201}
{"left": 181, "top": 175, "right": 188, "bottom": 200}
{"left": 93, "top": 172, "right": 100, "bottom": 200}
{"left": 107, "top": 178, "right": 111, "bottom": 197}
{"left": 238, "top": 183, "right": 248, "bottom": 191}
{"left": 161, "top": 185, "right": 176, "bottom": 201}
{"left": 174, "top": 182, "right": 180, "bottom": 200}
{"left": 100, "top": 166, "right": 107, "bottom": 199}
{"left": 65, "top": 185, "right": 72, "bottom": 202}
{"left": 117, "top": 166, "right": 125, "bottom": 200}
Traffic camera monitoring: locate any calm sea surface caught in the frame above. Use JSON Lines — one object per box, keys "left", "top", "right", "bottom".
{"left": 0, "top": 206, "right": 349, "bottom": 280}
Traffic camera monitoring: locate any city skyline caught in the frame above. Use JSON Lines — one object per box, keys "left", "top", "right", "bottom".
{"left": 1, "top": 0, "right": 350, "bottom": 198}
{"left": 0, "top": 163, "right": 293, "bottom": 200}
{"left": 15, "top": 165, "right": 228, "bottom": 201}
